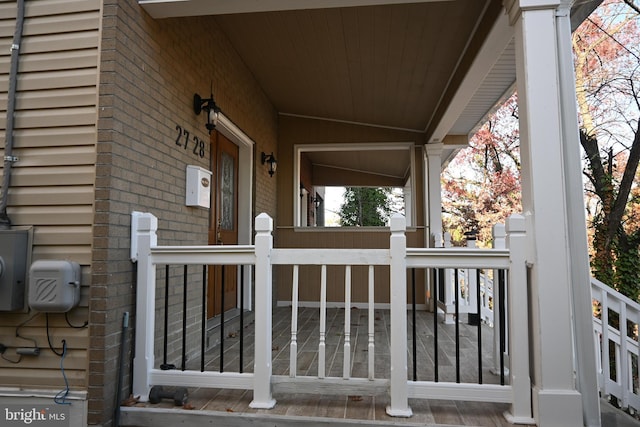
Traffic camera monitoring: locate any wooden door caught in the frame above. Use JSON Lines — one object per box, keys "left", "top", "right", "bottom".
{"left": 208, "top": 132, "right": 239, "bottom": 318}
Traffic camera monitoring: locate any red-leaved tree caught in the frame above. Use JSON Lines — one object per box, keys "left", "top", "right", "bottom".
{"left": 442, "top": 94, "right": 522, "bottom": 247}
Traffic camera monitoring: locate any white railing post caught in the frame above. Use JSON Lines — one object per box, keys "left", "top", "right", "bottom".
{"left": 504, "top": 214, "right": 533, "bottom": 423}
{"left": 492, "top": 223, "right": 508, "bottom": 376}
{"left": 131, "top": 211, "right": 158, "bottom": 401}
{"left": 250, "top": 213, "right": 276, "bottom": 409}
{"left": 387, "top": 214, "right": 412, "bottom": 417}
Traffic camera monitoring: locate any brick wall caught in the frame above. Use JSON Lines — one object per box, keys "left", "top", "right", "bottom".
{"left": 91, "top": 1, "right": 277, "bottom": 425}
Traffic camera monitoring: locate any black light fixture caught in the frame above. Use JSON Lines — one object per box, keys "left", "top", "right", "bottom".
{"left": 261, "top": 152, "right": 277, "bottom": 177}
{"left": 193, "top": 90, "right": 221, "bottom": 134}
{"left": 310, "top": 194, "right": 322, "bottom": 209}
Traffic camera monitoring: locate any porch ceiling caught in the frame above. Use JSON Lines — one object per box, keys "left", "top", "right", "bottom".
{"left": 141, "top": 0, "right": 510, "bottom": 139}
{"left": 140, "top": 0, "right": 603, "bottom": 170}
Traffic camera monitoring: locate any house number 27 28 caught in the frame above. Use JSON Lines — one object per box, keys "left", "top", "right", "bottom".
{"left": 175, "top": 125, "right": 206, "bottom": 158}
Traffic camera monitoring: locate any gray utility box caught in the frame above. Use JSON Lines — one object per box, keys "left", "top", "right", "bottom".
{"left": 0, "top": 229, "right": 30, "bottom": 311}
{"left": 29, "top": 260, "right": 81, "bottom": 312}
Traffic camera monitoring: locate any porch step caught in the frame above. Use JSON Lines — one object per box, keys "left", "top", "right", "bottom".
{"left": 119, "top": 406, "right": 472, "bottom": 427}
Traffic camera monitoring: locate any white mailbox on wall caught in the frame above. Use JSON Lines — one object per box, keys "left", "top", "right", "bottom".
{"left": 186, "top": 165, "right": 212, "bottom": 209}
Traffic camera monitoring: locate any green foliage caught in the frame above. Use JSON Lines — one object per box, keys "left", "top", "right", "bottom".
{"left": 338, "top": 187, "right": 392, "bottom": 226}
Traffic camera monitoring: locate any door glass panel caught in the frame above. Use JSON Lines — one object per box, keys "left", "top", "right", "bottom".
{"left": 220, "top": 151, "right": 235, "bottom": 230}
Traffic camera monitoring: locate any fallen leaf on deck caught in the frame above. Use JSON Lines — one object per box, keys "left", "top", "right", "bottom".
{"left": 226, "top": 408, "right": 234, "bottom": 412}
{"left": 121, "top": 394, "right": 140, "bottom": 406}
{"left": 182, "top": 403, "right": 195, "bottom": 410}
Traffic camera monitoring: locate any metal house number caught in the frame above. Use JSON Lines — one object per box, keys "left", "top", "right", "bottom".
{"left": 175, "top": 124, "right": 206, "bottom": 158}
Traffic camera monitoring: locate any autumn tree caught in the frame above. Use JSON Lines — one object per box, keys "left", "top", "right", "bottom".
{"left": 574, "top": 0, "right": 640, "bottom": 299}
{"left": 442, "top": 94, "right": 522, "bottom": 247}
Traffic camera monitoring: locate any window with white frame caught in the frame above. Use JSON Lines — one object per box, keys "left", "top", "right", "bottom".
{"left": 294, "top": 143, "right": 414, "bottom": 227}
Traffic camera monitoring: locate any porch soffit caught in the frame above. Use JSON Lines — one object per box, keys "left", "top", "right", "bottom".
{"left": 141, "top": 0, "right": 506, "bottom": 138}
{"left": 140, "top": 1, "right": 602, "bottom": 174}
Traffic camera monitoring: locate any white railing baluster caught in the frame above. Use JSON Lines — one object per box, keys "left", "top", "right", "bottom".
{"left": 621, "top": 301, "right": 629, "bottom": 408}
{"left": 290, "top": 265, "right": 299, "bottom": 378}
{"left": 344, "top": 265, "right": 351, "bottom": 379}
{"left": 368, "top": 264, "right": 375, "bottom": 380}
{"left": 319, "top": 264, "right": 327, "bottom": 379}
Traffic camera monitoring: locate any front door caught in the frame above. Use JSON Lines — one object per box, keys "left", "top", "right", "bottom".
{"left": 208, "top": 132, "right": 239, "bottom": 318}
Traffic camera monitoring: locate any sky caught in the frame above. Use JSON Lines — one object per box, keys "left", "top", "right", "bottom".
{"left": 323, "top": 186, "right": 344, "bottom": 226}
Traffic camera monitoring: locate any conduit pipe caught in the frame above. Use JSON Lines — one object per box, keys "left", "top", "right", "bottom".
{"left": 0, "top": 0, "right": 26, "bottom": 229}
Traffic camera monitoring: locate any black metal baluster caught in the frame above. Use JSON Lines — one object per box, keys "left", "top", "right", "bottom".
{"left": 434, "top": 268, "right": 439, "bottom": 382}
{"left": 220, "top": 265, "right": 225, "bottom": 373}
{"left": 182, "top": 265, "right": 188, "bottom": 371}
{"left": 161, "top": 265, "right": 173, "bottom": 370}
{"left": 476, "top": 268, "right": 483, "bottom": 384}
{"left": 455, "top": 268, "right": 460, "bottom": 383}
{"left": 240, "top": 265, "right": 244, "bottom": 373}
{"left": 498, "top": 269, "right": 506, "bottom": 386}
{"left": 201, "top": 265, "right": 207, "bottom": 372}
{"left": 412, "top": 268, "right": 417, "bottom": 381}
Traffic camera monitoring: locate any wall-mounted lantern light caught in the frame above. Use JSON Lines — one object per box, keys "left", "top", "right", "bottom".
{"left": 193, "top": 91, "right": 221, "bottom": 134}
{"left": 310, "top": 194, "right": 321, "bottom": 209}
{"left": 261, "top": 152, "right": 277, "bottom": 177}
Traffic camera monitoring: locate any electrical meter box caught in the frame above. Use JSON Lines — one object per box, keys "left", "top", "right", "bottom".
{"left": 0, "top": 229, "right": 29, "bottom": 311}
{"left": 29, "top": 260, "right": 81, "bottom": 312}
{"left": 185, "top": 165, "right": 212, "bottom": 208}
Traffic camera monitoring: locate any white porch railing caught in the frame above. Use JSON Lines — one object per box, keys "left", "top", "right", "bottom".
{"left": 130, "top": 211, "right": 532, "bottom": 421}
{"left": 592, "top": 277, "right": 640, "bottom": 412}
{"left": 436, "top": 231, "right": 499, "bottom": 327}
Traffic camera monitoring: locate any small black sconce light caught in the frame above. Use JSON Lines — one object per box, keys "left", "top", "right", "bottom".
{"left": 310, "top": 194, "right": 321, "bottom": 209}
{"left": 262, "top": 152, "right": 277, "bottom": 177}
{"left": 193, "top": 91, "right": 221, "bottom": 134}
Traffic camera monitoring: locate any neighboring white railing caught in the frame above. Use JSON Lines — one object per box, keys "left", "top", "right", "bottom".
{"left": 440, "top": 268, "right": 495, "bottom": 324}
{"left": 592, "top": 277, "right": 640, "bottom": 412}
{"left": 436, "top": 234, "right": 496, "bottom": 326}
{"left": 130, "top": 211, "right": 532, "bottom": 421}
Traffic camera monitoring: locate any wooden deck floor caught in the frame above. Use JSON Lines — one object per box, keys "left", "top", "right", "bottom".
{"left": 121, "top": 306, "right": 534, "bottom": 426}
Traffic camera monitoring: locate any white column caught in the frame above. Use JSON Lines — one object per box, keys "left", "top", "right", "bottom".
{"left": 250, "top": 213, "right": 276, "bottom": 409}
{"left": 425, "top": 143, "right": 443, "bottom": 245}
{"left": 425, "top": 143, "right": 443, "bottom": 313}
{"left": 386, "top": 214, "right": 412, "bottom": 417}
{"left": 509, "top": 1, "right": 584, "bottom": 425}
{"left": 555, "top": 3, "right": 601, "bottom": 425}
{"left": 131, "top": 211, "right": 158, "bottom": 401}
